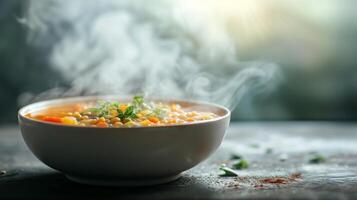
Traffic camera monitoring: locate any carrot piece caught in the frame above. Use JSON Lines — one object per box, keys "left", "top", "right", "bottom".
{"left": 119, "top": 104, "right": 127, "bottom": 112}
{"left": 42, "top": 116, "right": 62, "bottom": 123}
{"left": 96, "top": 121, "right": 109, "bottom": 128}
{"left": 148, "top": 117, "right": 159, "bottom": 123}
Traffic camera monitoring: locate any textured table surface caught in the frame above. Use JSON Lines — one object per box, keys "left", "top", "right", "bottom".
{"left": 1, "top": 122, "right": 357, "bottom": 199}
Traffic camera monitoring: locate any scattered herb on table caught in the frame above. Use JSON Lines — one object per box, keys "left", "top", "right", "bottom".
{"left": 260, "top": 177, "right": 288, "bottom": 184}
{"left": 219, "top": 165, "right": 239, "bottom": 177}
{"left": 233, "top": 159, "right": 249, "bottom": 170}
{"left": 309, "top": 154, "right": 326, "bottom": 164}
{"left": 230, "top": 153, "right": 242, "bottom": 160}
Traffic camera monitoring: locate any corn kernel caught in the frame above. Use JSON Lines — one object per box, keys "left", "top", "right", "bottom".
{"left": 114, "top": 121, "right": 123, "bottom": 127}
{"left": 140, "top": 120, "right": 151, "bottom": 126}
{"left": 168, "top": 119, "right": 177, "bottom": 124}
{"left": 86, "top": 119, "right": 98, "bottom": 124}
{"left": 111, "top": 117, "right": 120, "bottom": 123}
{"left": 62, "top": 116, "right": 78, "bottom": 125}
{"left": 110, "top": 110, "right": 118, "bottom": 117}
{"left": 186, "top": 117, "right": 194, "bottom": 122}
{"left": 124, "top": 121, "right": 136, "bottom": 127}
{"left": 81, "top": 115, "right": 89, "bottom": 120}
{"left": 170, "top": 104, "right": 178, "bottom": 111}
{"left": 73, "top": 112, "right": 82, "bottom": 119}
{"left": 98, "top": 117, "right": 106, "bottom": 122}
{"left": 140, "top": 110, "right": 150, "bottom": 116}
{"left": 187, "top": 112, "right": 197, "bottom": 117}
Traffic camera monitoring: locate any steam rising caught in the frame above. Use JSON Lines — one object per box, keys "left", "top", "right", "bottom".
{"left": 23, "top": 0, "right": 280, "bottom": 110}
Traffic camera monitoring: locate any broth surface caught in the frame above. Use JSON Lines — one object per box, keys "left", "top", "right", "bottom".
{"left": 27, "top": 96, "right": 218, "bottom": 127}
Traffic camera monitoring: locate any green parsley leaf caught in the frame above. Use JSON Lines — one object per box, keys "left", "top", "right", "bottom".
{"left": 117, "top": 109, "right": 125, "bottom": 120}
{"left": 133, "top": 95, "right": 144, "bottom": 106}
{"left": 124, "top": 105, "right": 134, "bottom": 116}
{"left": 84, "top": 96, "right": 145, "bottom": 122}
{"left": 219, "top": 165, "right": 239, "bottom": 177}
{"left": 233, "top": 160, "right": 249, "bottom": 170}
{"left": 230, "top": 153, "right": 242, "bottom": 160}
{"left": 309, "top": 155, "right": 326, "bottom": 164}
{"left": 116, "top": 105, "right": 138, "bottom": 122}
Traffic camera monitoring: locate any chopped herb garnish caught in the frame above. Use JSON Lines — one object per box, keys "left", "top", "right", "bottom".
{"left": 230, "top": 153, "right": 242, "bottom": 160}
{"left": 152, "top": 107, "right": 166, "bottom": 118}
{"left": 86, "top": 100, "right": 120, "bottom": 118}
{"left": 84, "top": 97, "right": 142, "bottom": 122}
{"left": 133, "top": 95, "right": 144, "bottom": 106}
{"left": 117, "top": 105, "right": 137, "bottom": 122}
{"left": 233, "top": 159, "right": 249, "bottom": 170}
{"left": 309, "top": 155, "right": 326, "bottom": 164}
{"left": 124, "top": 105, "right": 135, "bottom": 117}
{"left": 219, "top": 165, "right": 239, "bottom": 177}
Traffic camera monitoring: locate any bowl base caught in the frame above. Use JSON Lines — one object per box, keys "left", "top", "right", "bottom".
{"left": 66, "top": 174, "right": 181, "bottom": 186}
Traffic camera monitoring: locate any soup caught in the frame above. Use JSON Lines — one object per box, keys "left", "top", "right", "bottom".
{"left": 26, "top": 96, "right": 218, "bottom": 127}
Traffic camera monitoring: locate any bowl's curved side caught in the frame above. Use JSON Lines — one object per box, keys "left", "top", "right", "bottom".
{"left": 19, "top": 113, "right": 230, "bottom": 179}
{"left": 18, "top": 96, "right": 231, "bottom": 181}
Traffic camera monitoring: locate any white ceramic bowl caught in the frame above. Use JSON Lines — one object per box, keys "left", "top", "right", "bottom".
{"left": 18, "top": 96, "right": 230, "bottom": 186}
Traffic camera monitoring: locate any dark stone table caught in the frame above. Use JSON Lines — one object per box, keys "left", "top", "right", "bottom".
{"left": 1, "top": 122, "right": 357, "bottom": 199}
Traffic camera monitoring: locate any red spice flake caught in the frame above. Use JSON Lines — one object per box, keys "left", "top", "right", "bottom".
{"left": 259, "top": 173, "right": 302, "bottom": 185}
{"left": 260, "top": 177, "right": 288, "bottom": 184}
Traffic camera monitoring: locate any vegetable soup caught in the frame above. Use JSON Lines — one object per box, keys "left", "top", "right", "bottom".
{"left": 26, "top": 96, "right": 218, "bottom": 127}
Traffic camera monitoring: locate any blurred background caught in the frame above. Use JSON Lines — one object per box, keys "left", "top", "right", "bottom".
{"left": 1, "top": 0, "right": 357, "bottom": 123}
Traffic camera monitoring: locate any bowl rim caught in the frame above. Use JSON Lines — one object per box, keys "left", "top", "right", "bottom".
{"left": 18, "top": 95, "right": 231, "bottom": 129}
